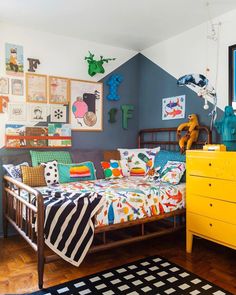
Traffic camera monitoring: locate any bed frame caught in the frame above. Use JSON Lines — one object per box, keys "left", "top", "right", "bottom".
{"left": 2, "top": 126, "right": 211, "bottom": 288}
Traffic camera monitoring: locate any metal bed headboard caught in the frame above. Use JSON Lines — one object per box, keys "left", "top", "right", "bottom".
{"left": 138, "top": 126, "right": 212, "bottom": 150}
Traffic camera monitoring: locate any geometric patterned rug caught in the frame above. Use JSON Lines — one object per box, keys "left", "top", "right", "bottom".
{"left": 30, "top": 256, "right": 232, "bottom": 295}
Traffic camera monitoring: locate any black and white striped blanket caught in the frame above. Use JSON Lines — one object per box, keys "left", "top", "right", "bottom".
{"left": 42, "top": 190, "right": 105, "bottom": 266}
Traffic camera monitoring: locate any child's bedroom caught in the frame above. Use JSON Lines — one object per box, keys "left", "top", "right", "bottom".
{"left": 1, "top": 0, "right": 236, "bottom": 294}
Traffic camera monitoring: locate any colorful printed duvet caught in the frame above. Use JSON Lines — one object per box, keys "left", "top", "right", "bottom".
{"left": 25, "top": 177, "right": 185, "bottom": 228}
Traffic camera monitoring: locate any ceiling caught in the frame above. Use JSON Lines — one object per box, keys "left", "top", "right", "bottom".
{"left": 0, "top": 0, "right": 236, "bottom": 51}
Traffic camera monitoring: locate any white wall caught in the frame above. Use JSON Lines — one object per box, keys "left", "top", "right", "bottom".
{"left": 0, "top": 22, "right": 137, "bottom": 148}
{"left": 142, "top": 8, "right": 236, "bottom": 111}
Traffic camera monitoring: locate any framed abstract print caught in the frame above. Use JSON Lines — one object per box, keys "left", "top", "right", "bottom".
{"left": 70, "top": 79, "right": 103, "bottom": 131}
{"left": 26, "top": 73, "right": 47, "bottom": 103}
{"left": 229, "top": 44, "right": 236, "bottom": 110}
{"left": 49, "top": 76, "right": 69, "bottom": 104}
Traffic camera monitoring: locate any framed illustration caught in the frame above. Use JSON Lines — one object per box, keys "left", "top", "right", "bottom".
{"left": 26, "top": 73, "right": 47, "bottom": 103}
{"left": 0, "top": 77, "right": 9, "bottom": 94}
{"left": 49, "top": 76, "right": 69, "bottom": 104}
{"left": 8, "top": 103, "right": 27, "bottom": 122}
{"left": 29, "top": 103, "right": 48, "bottom": 122}
{"left": 5, "top": 43, "right": 24, "bottom": 76}
{"left": 162, "top": 95, "right": 185, "bottom": 120}
{"left": 11, "top": 79, "right": 24, "bottom": 96}
{"left": 70, "top": 79, "right": 103, "bottom": 131}
{"left": 229, "top": 44, "right": 236, "bottom": 110}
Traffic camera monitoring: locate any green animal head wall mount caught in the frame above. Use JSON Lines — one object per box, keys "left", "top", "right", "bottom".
{"left": 85, "top": 51, "right": 116, "bottom": 77}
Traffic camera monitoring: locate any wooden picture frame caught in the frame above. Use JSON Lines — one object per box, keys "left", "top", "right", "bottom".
{"left": 70, "top": 79, "right": 103, "bottom": 131}
{"left": 229, "top": 44, "right": 236, "bottom": 110}
{"left": 49, "top": 76, "right": 69, "bottom": 105}
{"left": 26, "top": 73, "right": 47, "bottom": 103}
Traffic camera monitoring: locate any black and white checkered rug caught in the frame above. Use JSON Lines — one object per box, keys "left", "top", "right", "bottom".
{"left": 30, "top": 256, "right": 232, "bottom": 295}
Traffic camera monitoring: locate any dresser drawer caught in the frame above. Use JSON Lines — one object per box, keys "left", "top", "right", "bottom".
{"left": 187, "top": 194, "right": 236, "bottom": 224}
{"left": 186, "top": 151, "right": 236, "bottom": 180}
{"left": 187, "top": 212, "right": 236, "bottom": 247}
{"left": 187, "top": 176, "right": 236, "bottom": 203}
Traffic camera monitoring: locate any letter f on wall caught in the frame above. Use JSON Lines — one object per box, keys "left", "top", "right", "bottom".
{"left": 121, "top": 104, "right": 134, "bottom": 129}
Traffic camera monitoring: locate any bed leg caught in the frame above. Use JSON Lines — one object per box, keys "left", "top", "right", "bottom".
{"left": 186, "top": 230, "right": 193, "bottom": 254}
{"left": 37, "top": 194, "right": 45, "bottom": 289}
{"left": 2, "top": 181, "right": 8, "bottom": 238}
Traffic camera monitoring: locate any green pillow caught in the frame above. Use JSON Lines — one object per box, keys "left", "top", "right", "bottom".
{"left": 58, "top": 161, "right": 96, "bottom": 183}
{"left": 30, "top": 150, "right": 72, "bottom": 167}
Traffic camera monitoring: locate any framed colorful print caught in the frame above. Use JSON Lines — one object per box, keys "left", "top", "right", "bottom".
{"left": 8, "top": 103, "right": 27, "bottom": 122}
{"left": 162, "top": 95, "right": 185, "bottom": 120}
{"left": 49, "top": 76, "right": 69, "bottom": 104}
{"left": 29, "top": 103, "right": 48, "bottom": 122}
{"left": 50, "top": 104, "right": 67, "bottom": 123}
{"left": 5, "top": 43, "right": 24, "bottom": 76}
{"left": 0, "top": 77, "right": 9, "bottom": 94}
{"left": 11, "top": 79, "right": 24, "bottom": 96}
{"left": 70, "top": 79, "right": 103, "bottom": 131}
{"left": 26, "top": 73, "right": 47, "bottom": 103}
{"left": 229, "top": 44, "right": 236, "bottom": 110}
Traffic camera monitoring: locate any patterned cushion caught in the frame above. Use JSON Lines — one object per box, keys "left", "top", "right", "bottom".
{"left": 58, "top": 162, "right": 96, "bottom": 183}
{"left": 41, "top": 160, "right": 59, "bottom": 186}
{"left": 118, "top": 147, "right": 160, "bottom": 176}
{"left": 3, "top": 162, "right": 29, "bottom": 182}
{"left": 30, "top": 150, "right": 72, "bottom": 167}
{"left": 101, "top": 160, "right": 124, "bottom": 179}
{"left": 160, "top": 161, "right": 186, "bottom": 185}
{"left": 21, "top": 165, "right": 47, "bottom": 187}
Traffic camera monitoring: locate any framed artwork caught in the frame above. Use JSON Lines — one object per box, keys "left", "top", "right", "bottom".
{"left": 26, "top": 73, "right": 47, "bottom": 103}
{"left": 0, "top": 77, "right": 9, "bottom": 94}
{"left": 8, "top": 103, "right": 27, "bottom": 122}
{"left": 29, "top": 103, "right": 48, "bottom": 122}
{"left": 229, "top": 44, "right": 236, "bottom": 110}
{"left": 70, "top": 79, "right": 103, "bottom": 131}
{"left": 49, "top": 76, "right": 69, "bottom": 104}
{"left": 11, "top": 79, "right": 24, "bottom": 96}
{"left": 162, "top": 95, "right": 185, "bottom": 120}
{"left": 50, "top": 104, "right": 67, "bottom": 123}
{"left": 5, "top": 43, "right": 24, "bottom": 76}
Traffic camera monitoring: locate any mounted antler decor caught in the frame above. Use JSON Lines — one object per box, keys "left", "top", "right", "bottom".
{"left": 85, "top": 51, "right": 116, "bottom": 77}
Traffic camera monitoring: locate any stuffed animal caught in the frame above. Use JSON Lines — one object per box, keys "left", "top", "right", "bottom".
{"left": 177, "top": 114, "right": 199, "bottom": 153}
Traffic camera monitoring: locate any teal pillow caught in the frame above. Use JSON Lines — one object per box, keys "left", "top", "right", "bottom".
{"left": 58, "top": 161, "right": 96, "bottom": 183}
{"left": 30, "top": 150, "right": 72, "bottom": 167}
{"left": 154, "top": 150, "right": 186, "bottom": 170}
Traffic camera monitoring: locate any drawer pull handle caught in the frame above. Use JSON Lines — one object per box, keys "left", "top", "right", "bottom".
{"left": 209, "top": 203, "right": 213, "bottom": 207}
{"left": 209, "top": 163, "right": 212, "bottom": 167}
{"left": 209, "top": 223, "right": 213, "bottom": 227}
{"left": 209, "top": 183, "right": 212, "bottom": 187}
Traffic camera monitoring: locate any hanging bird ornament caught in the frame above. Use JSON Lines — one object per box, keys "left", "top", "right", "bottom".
{"left": 85, "top": 51, "right": 116, "bottom": 77}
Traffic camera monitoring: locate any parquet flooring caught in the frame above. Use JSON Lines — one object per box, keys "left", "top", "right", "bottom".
{"left": 0, "top": 231, "right": 236, "bottom": 294}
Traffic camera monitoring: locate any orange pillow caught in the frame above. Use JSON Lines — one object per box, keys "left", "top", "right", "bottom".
{"left": 21, "top": 165, "right": 46, "bottom": 187}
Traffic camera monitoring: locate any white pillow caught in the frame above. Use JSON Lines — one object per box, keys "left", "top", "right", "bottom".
{"left": 3, "top": 162, "right": 29, "bottom": 182}
{"left": 40, "top": 160, "right": 59, "bottom": 186}
{"left": 160, "top": 161, "right": 186, "bottom": 185}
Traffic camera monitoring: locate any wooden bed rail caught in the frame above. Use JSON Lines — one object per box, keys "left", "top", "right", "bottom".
{"left": 2, "top": 175, "right": 45, "bottom": 288}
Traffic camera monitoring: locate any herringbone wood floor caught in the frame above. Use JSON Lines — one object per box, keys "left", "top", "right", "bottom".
{"left": 0, "top": 231, "right": 236, "bottom": 294}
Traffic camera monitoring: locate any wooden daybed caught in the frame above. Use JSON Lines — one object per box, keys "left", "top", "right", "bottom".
{"left": 2, "top": 126, "right": 211, "bottom": 288}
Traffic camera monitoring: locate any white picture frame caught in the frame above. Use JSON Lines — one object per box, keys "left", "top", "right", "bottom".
{"left": 11, "top": 78, "right": 24, "bottom": 96}
{"left": 162, "top": 95, "right": 186, "bottom": 120}
{"left": 50, "top": 104, "right": 67, "bottom": 123}
{"left": 29, "top": 103, "right": 48, "bottom": 122}
{"left": 0, "top": 77, "right": 9, "bottom": 94}
{"left": 8, "top": 103, "right": 27, "bottom": 122}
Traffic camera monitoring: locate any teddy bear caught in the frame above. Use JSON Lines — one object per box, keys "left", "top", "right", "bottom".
{"left": 177, "top": 114, "right": 199, "bottom": 153}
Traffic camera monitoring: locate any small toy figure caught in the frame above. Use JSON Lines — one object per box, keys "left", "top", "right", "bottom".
{"left": 215, "top": 106, "right": 236, "bottom": 151}
{"left": 85, "top": 51, "right": 116, "bottom": 77}
{"left": 177, "top": 114, "right": 199, "bottom": 153}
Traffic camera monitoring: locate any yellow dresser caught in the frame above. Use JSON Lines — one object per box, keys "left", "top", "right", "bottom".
{"left": 186, "top": 150, "right": 236, "bottom": 253}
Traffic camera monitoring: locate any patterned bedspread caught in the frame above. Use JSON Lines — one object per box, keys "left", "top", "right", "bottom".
{"left": 29, "top": 177, "right": 185, "bottom": 228}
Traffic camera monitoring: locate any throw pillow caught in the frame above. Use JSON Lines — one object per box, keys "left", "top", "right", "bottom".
{"left": 118, "top": 147, "right": 160, "bottom": 176}
{"left": 30, "top": 150, "right": 72, "bottom": 167}
{"left": 58, "top": 162, "right": 96, "bottom": 183}
{"left": 41, "top": 160, "right": 59, "bottom": 186}
{"left": 160, "top": 161, "right": 186, "bottom": 185}
{"left": 21, "top": 166, "right": 47, "bottom": 187}
{"left": 3, "top": 162, "right": 29, "bottom": 182}
{"left": 101, "top": 160, "right": 124, "bottom": 179}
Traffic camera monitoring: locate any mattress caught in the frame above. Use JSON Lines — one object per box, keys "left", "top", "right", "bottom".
{"left": 18, "top": 177, "right": 185, "bottom": 228}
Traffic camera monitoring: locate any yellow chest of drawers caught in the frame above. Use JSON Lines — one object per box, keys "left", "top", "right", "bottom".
{"left": 186, "top": 150, "right": 236, "bottom": 253}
